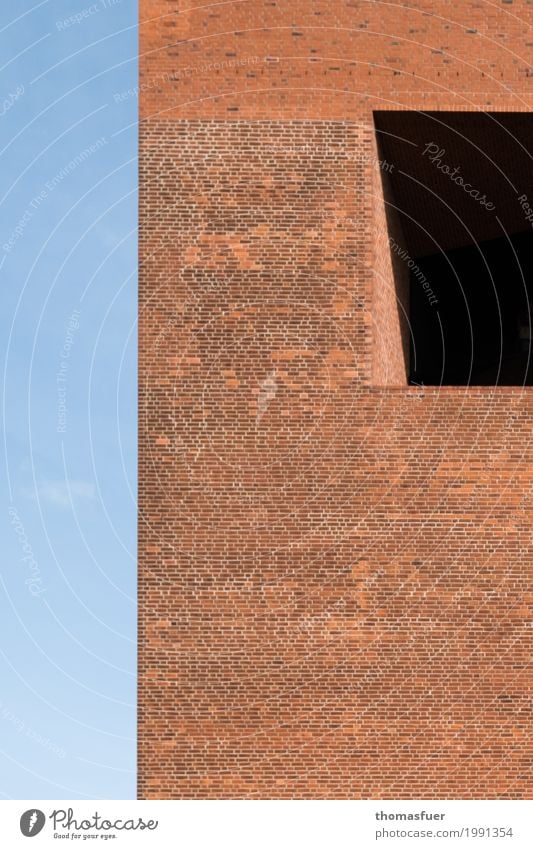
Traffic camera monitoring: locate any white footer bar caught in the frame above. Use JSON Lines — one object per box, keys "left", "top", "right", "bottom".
{"left": 2, "top": 799, "right": 532, "bottom": 848}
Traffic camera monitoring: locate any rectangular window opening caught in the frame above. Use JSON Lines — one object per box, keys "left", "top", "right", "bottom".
{"left": 373, "top": 110, "right": 533, "bottom": 386}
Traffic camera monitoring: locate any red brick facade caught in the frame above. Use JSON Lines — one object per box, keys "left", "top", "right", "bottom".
{"left": 139, "top": 1, "right": 533, "bottom": 798}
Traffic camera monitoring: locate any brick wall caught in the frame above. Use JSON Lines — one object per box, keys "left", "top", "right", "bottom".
{"left": 372, "top": 134, "right": 410, "bottom": 386}
{"left": 139, "top": 0, "right": 533, "bottom": 799}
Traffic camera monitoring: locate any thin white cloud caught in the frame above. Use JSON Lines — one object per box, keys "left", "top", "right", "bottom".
{"left": 25, "top": 480, "right": 96, "bottom": 509}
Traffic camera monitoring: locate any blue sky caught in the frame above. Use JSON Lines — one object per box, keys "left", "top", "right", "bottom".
{"left": 0, "top": 0, "right": 137, "bottom": 799}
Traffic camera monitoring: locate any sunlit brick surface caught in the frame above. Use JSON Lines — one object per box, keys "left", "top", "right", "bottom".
{"left": 139, "top": 1, "right": 533, "bottom": 799}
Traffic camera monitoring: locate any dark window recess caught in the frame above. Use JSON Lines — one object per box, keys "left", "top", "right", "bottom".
{"left": 374, "top": 111, "right": 533, "bottom": 386}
